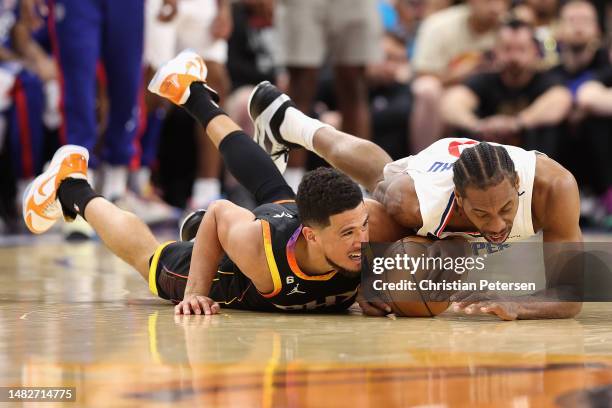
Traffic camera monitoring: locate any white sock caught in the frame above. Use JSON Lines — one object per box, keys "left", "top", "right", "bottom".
{"left": 88, "top": 169, "right": 98, "bottom": 191}
{"left": 133, "top": 167, "right": 151, "bottom": 195}
{"left": 279, "top": 107, "right": 332, "bottom": 154}
{"left": 101, "top": 166, "right": 128, "bottom": 200}
{"left": 284, "top": 167, "right": 305, "bottom": 193}
{"left": 192, "top": 178, "right": 221, "bottom": 208}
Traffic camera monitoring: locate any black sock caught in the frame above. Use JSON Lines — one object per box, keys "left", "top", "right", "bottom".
{"left": 57, "top": 178, "right": 102, "bottom": 221}
{"left": 219, "top": 131, "right": 295, "bottom": 204}
{"left": 182, "top": 82, "right": 225, "bottom": 129}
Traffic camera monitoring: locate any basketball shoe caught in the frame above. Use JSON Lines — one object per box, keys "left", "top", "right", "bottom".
{"left": 23, "top": 145, "right": 89, "bottom": 234}
{"left": 179, "top": 209, "right": 206, "bottom": 242}
{"left": 247, "top": 81, "right": 299, "bottom": 174}
{"left": 147, "top": 49, "right": 219, "bottom": 105}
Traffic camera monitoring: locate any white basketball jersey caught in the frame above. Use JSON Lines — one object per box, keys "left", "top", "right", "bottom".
{"left": 383, "top": 138, "right": 537, "bottom": 242}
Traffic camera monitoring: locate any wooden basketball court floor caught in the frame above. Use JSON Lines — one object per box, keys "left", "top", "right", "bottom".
{"left": 2, "top": 232, "right": 612, "bottom": 407}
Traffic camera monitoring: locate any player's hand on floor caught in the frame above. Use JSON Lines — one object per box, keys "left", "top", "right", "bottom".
{"left": 452, "top": 300, "right": 520, "bottom": 321}
{"left": 450, "top": 291, "right": 520, "bottom": 320}
{"left": 450, "top": 290, "right": 499, "bottom": 308}
{"left": 357, "top": 293, "right": 392, "bottom": 317}
{"left": 175, "top": 294, "right": 220, "bottom": 315}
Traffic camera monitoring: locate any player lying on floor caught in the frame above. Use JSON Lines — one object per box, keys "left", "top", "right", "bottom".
{"left": 22, "top": 50, "right": 403, "bottom": 315}
{"left": 248, "top": 80, "right": 584, "bottom": 321}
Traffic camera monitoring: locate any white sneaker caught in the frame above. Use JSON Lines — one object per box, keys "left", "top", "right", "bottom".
{"left": 23, "top": 145, "right": 89, "bottom": 234}
{"left": 147, "top": 49, "right": 218, "bottom": 105}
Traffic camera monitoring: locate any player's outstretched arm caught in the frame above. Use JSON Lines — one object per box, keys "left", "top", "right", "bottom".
{"left": 458, "top": 170, "right": 583, "bottom": 321}
{"left": 534, "top": 170, "right": 583, "bottom": 319}
{"left": 176, "top": 200, "right": 270, "bottom": 315}
{"left": 500, "top": 172, "right": 583, "bottom": 320}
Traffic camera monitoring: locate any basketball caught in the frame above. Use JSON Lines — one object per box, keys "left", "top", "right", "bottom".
{"left": 380, "top": 236, "right": 459, "bottom": 317}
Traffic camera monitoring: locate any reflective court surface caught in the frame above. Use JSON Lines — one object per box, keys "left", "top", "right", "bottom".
{"left": 2, "top": 236, "right": 612, "bottom": 407}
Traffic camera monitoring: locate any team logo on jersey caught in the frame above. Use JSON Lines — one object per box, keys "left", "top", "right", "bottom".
{"left": 287, "top": 283, "right": 306, "bottom": 295}
{"left": 273, "top": 212, "right": 294, "bottom": 219}
{"left": 448, "top": 140, "right": 478, "bottom": 158}
{"left": 428, "top": 141, "right": 479, "bottom": 172}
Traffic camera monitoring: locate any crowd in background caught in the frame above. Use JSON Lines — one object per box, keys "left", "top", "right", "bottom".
{"left": 1, "top": 0, "right": 612, "bottom": 237}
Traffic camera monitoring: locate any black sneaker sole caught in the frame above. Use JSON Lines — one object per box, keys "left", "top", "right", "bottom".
{"left": 179, "top": 209, "right": 206, "bottom": 242}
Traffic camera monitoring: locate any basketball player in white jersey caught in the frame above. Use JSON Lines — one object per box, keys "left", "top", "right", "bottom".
{"left": 248, "top": 81, "right": 583, "bottom": 321}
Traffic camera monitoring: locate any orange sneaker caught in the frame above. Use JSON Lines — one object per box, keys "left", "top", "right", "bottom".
{"left": 147, "top": 49, "right": 219, "bottom": 105}
{"left": 23, "top": 145, "right": 89, "bottom": 234}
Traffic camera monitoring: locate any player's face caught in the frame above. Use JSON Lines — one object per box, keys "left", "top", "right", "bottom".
{"left": 317, "top": 203, "right": 370, "bottom": 275}
{"left": 457, "top": 178, "right": 519, "bottom": 244}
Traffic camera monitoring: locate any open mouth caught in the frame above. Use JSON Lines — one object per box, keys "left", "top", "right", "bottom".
{"left": 348, "top": 252, "right": 362, "bottom": 263}
{"left": 486, "top": 231, "right": 509, "bottom": 244}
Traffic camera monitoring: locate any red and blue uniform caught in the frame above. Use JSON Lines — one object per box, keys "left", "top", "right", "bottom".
{"left": 0, "top": 3, "right": 46, "bottom": 179}
{"left": 47, "top": 0, "right": 144, "bottom": 168}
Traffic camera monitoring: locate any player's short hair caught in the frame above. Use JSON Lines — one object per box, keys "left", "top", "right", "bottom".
{"left": 297, "top": 167, "right": 363, "bottom": 227}
{"left": 453, "top": 142, "right": 518, "bottom": 196}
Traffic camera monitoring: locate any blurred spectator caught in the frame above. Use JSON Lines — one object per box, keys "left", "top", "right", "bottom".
{"left": 410, "top": 0, "right": 508, "bottom": 153}
{"left": 441, "top": 20, "right": 571, "bottom": 156}
{"left": 577, "top": 69, "right": 612, "bottom": 117}
{"left": 553, "top": 0, "right": 608, "bottom": 89}
{"left": 19, "top": 0, "right": 170, "bottom": 237}
{"left": 514, "top": 0, "right": 561, "bottom": 68}
{"left": 0, "top": 1, "right": 58, "bottom": 232}
{"left": 575, "top": 67, "right": 612, "bottom": 225}
{"left": 553, "top": 0, "right": 609, "bottom": 124}
{"left": 381, "top": 0, "right": 427, "bottom": 58}
{"left": 394, "top": 0, "right": 457, "bottom": 51}
{"left": 522, "top": 0, "right": 560, "bottom": 28}
{"left": 227, "top": 0, "right": 277, "bottom": 92}
{"left": 275, "top": 0, "right": 383, "bottom": 191}
{"left": 23, "top": 0, "right": 155, "bottom": 198}
{"left": 226, "top": 0, "right": 279, "bottom": 133}
{"left": 368, "top": 33, "right": 412, "bottom": 160}
{"left": 548, "top": 0, "right": 612, "bottom": 226}
{"left": 144, "top": 0, "right": 232, "bottom": 212}
{"left": 222, "top": 0, "right": 281, "bottom": 209}
{"left": 368, "top": 34, "right": 412, "bottom": 87}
